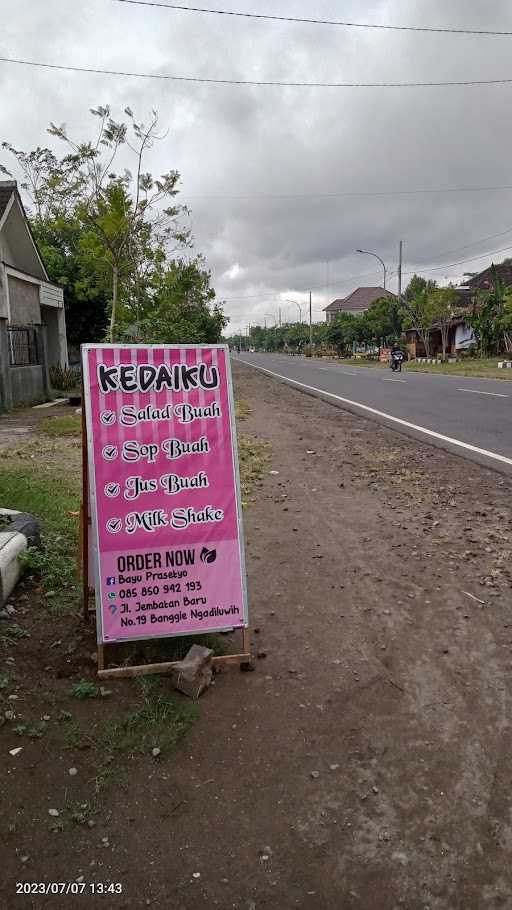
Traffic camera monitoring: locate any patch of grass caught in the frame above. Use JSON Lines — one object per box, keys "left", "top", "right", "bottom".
{"left": 0, "top": 439, "right": 81, "bottom": 611}
{"left": 238, "top": 434, "right": 271, "bottom": 502}
{"left": 403, "top": 357, "right": 512, "bottom": 379}
{"left": 235, "top": 400, "right": 252, "bottom": 420}
{"left": 62, "top": 683, "right": 198, "bottom": 789}
{"left": 39, "top": 416, "right": 82, "bottom": 437}
{"left": 343, "top": 357, "right": 512, "bottom": 380}
{"left": 1, "top": 624, "right": 30, "bottom": 644}
{"left": 97, "top": 689, "right": 197, "bottom": 763}
{"left": 71, "top": 679, "right": 100, "bottom": 700}
{"left": 63, "top": 722, "right": 87, "bottom": 750}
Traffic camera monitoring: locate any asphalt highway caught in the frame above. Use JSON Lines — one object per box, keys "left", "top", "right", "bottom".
{"left": 235, "top": 352, "right": 512, "bottom": 474}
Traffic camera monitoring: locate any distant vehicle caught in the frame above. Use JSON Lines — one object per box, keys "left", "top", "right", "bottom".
{"left": 390, "top": 349, "right": 405, "bottom": 372}
{"left": 249, "top": 347, "right": 256, "bottom": 353}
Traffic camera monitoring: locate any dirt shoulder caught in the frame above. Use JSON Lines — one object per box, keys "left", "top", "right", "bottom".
{"left": 2, "top": 360, "right": 512, "bottom": 910}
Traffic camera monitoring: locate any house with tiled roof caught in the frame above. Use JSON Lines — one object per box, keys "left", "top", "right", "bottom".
{"left": 323, "top": 287, "right": 396, "bottom": 323}
{"left": 0, "top": 180, "right": 68, "bottom": 410}
{"left": 465, "top": 260, "right": 512, "bottom": 292}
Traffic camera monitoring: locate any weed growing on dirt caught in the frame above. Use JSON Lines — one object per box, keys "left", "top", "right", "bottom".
{"left": 238, "top": 434, "right": 271, "bottom": 502}
{"left": 21, "top": 546, "right": 76, "bottom": 597}
{"left": 1, "top": 624, "right": 30, "bottom": 644}
{"left": 62, "top": 681, "right": 197, "bottom": 790}
{"left": 61, "top": 719, "right": 88, "bottom": 751}
{"left": 71, "top": 680, "right": 100, "bottom": 700}
{"left": 235, "top": 400, "right": 252, "bottom": 420}
{"left": 97, "top": 689, "right": 197, "bottom": 763}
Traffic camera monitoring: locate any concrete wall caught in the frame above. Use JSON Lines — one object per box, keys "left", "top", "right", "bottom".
{"left": 0, "top": 318, "right": 10, "bottom": 410}
{"left": 41, "top": 304, "right": 68, "bottom": 368}
{"left": 0, "top": 265, "right": 8, "bottom": 320}
{"left": 0, "top": 323, "right": 50, "bottom": 411}
{"left": 8, "top": 275, "right": 41, "bottom": 325}
{"left": 9, "top": 365, "right": 46, "bottom": 407}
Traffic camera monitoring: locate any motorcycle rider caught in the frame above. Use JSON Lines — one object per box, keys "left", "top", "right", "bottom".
{"left": 390, "top": 342, "right": 404, "bottom": 372}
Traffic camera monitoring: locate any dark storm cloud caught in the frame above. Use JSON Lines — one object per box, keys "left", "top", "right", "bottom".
{"left": 2, "top": 0, "right": 512, "bottom": 329}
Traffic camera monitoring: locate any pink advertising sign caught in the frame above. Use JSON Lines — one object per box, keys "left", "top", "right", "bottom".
{"left": 81, "top": 344, "right": 248, "bottom": 644}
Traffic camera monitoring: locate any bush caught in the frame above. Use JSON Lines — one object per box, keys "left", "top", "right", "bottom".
{"left": 49, "top": 365, "right": 81, "bottom": 391}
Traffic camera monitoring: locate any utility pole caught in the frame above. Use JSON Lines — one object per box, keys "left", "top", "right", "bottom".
{"left": 398, "top": 241, "right": 403, "bottom": 302}
{"left": 309, "top": 291, "right": 313, "bottom": 349}
{"left": 279, "top": 307, "right": 282, "bottom": 327}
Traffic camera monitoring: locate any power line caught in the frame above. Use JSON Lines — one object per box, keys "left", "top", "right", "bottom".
{"left": 112, "top": 1, "right": 512, "bottom": 37}
{"left": 222, "top": 268, "right": 387, "bottom": 301}
{"left": 2, "top": 56, "right": 512, "bottom": 88}
{"left": 224, "top": 234, "right": 512, "bottom": 302}
{"left": 182, "top": 184, "right": 512, "bottom": 200}
{"left": 405, "top": 241, "right": 512, "bottom": 277}
{"left": 421, "top": 224, "right": 512, "bottom": 260}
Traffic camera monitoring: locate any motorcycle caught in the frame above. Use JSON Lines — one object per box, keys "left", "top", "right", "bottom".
{"left": 390, "top": 350, "right": 405, "bottom": 372}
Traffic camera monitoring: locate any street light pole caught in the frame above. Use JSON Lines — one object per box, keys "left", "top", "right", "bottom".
{"left": 398, "top": 240, "right": 403, "bottom": 302}
{"left": 356, "top": 249, "right": 387, "bottom": 290}
{"left": 309, "top": 290, "right": 313, "bottom": 349}
{"left": 283, "top": 298, "right": 303, "bottom": 323}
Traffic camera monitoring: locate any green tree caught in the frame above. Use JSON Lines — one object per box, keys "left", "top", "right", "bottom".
{"left": 404, "top": 274, "right": 437, "bottom": 302}
{"left": 2, "top": 106, "right": 192, "bottom": 342}
{"left": 428, "top": 287, "right": 459, "bottom": 360}
{"left": 401, "top": 291, "right": 437, "bottom": 357}
{"left": 366, "top": 296, "right": 403, "bottom": 343}
{"left": 467, "top": 267, "right": 509, "bottom": 356}
{"left": 326, "top": 313, "right": 360, "bottom": 353}
{"left": 497, "top": 290, "right": 512, "bottom": 353}
{"left": 31, "top": 216, "right": 109, "bottom": 346}
{"left": 139, "top": 257, "right": 227, "bottom": 344}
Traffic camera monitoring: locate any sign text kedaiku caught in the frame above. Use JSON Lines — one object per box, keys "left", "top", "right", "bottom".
{"left": 82, "top": 344, "right": 248, "bottom": 643}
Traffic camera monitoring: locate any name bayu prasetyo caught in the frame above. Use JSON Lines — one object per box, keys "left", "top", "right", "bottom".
{"left": 97, "top": 362, "right": 219, "bottom": 394}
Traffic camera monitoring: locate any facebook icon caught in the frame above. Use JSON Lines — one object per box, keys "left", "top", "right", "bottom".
{"left": 106, "top": 576, "right": 116, "bottom": 586}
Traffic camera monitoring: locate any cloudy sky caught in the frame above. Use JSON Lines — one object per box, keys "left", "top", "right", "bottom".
{"left": 2, "top": 0, "right": 512, "bottom": 331}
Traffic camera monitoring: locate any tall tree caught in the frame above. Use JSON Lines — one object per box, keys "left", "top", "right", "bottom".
{"left": 428, "top": 287, "right": 459, "bottom": 360}
{"left": 2, "top": 106, "right": 192, "bottom": 342}
{"left": 139, "top": 257, "right": 227, "bottom": 344}
{"left": 404, "top": 274, "right": 437, "bottom": 302}
{"left": 366, "top": 296, "right": 403, "bottom": 343}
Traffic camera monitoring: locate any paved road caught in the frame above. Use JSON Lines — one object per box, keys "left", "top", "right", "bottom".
{"left": 236, "top": 352, "right": 512, "bottom": 474}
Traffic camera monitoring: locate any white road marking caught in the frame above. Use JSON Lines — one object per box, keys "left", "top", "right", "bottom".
{"left": 457, "top": 388, "right": 509, "bottom": 399}
{"left": 244, "top": 362, "right": 512, "bottom": 468}
{"left": 383, "top": 378, "right": 406, "bottom": 383}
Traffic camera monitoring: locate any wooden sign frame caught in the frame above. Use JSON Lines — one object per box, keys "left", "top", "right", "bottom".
{"left": 79, "top": 367, "right": 252, "bottom": 680}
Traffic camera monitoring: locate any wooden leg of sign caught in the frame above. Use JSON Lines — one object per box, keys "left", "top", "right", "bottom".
{"left": 81, "top": 502, "right": 90, "bottom": 623}
{"left": 81, "top": 383, "right": 91, "bottom": 623}
{"left": 96, "top": 627, "right": 253, "bottom": 679}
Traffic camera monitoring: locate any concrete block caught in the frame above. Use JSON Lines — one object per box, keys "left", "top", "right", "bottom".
{"left": 170, "top": 645, "right": 214, "bottom": 699}
{"left": 0, "top": 509, "right": 40, "bottom": 606}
